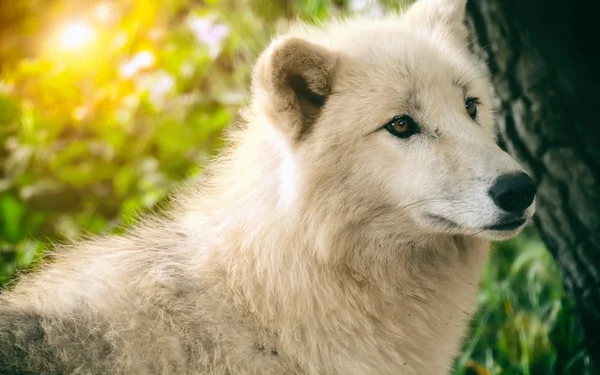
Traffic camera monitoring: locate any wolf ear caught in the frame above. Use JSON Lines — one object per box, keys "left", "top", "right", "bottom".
{"left": 402, "top": 0, "right": 469, "bottom": 46}
{"left": 252, "top": 37, "right": 338, "bottom": 142}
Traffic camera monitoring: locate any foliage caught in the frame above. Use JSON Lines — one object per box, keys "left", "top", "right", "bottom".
{"left": 454, "top": 228, "right": 591, "bottom": 375}
{"left": 0, "top": 0, "right": 590, "bottom": 373}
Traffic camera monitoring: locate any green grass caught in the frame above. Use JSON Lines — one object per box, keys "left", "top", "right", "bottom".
{"left": 453, "top": 228, "right": 591, "bottom": 375}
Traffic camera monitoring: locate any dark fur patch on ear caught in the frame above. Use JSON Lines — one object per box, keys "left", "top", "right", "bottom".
{"left": 287, "top": 74, "right": 327, "bottom": 138}
{"left": 253, "top": 37, "right": 338, "bottom": 142}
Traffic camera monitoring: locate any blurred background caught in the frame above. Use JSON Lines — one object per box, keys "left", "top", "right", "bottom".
{"left": 0, "top": 0, "right": 593, "bottom": 374}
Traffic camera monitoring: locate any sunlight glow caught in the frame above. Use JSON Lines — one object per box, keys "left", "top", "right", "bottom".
{"left": 93, "top": 3, "right": 115, "bottom": 23}
{"left": 58, "top": 22, "right": 97, "bottom": 50}
{"left": 119, "top": 51, "right": 156, "bottom": 78}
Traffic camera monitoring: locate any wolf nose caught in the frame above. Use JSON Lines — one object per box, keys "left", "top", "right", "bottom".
{"left": 489, "top": 172, "right": 537, "bottom": 213}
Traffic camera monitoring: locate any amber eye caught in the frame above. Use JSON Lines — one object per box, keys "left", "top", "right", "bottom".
{"left": 383, "top": 115, "right": 419, "bottom": 139}
{"left": 465, "top": 97, "right": 479, "bottom": 120}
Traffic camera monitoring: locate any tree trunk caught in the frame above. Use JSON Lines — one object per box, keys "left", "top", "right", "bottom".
{"left": 466, "top": 0, "right": 600, "bottom": 370}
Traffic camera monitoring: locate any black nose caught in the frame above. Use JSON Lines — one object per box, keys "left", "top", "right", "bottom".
{"left": 489, "top": 172, "right": 537, "bottom": 213}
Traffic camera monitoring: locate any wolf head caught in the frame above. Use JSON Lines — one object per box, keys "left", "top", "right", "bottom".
{"left": 249, "top": 0, "right": 536, "bottom": 242}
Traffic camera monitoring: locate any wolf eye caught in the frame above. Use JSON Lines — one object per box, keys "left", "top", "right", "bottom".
{"left": 465, "top": 97, "right": 479, "bottom": 119}
{"left": 383, "top": 115, "right": 419, "bottom": 139}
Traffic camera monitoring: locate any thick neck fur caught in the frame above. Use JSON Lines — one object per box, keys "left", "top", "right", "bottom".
{"left": 176, "top": 117, "right": 490, "bottom": 372}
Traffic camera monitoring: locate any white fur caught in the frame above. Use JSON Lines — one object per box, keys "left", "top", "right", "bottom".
{"left": 0, "top": 1, "right": 535, "bottom": 374}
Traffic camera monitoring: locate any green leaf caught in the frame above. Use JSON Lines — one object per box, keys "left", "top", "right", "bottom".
{"left": 0, "top": 194, "right": 25, "bottom": 243}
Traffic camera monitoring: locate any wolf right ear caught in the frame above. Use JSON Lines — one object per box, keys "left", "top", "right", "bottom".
{"left": 402, "top": 0, "right": 469, "bottom": 47}
{"left": 252, "top": 37, "right": 338, "bottom": 142}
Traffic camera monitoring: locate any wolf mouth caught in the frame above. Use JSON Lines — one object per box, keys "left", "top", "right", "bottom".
{"left": 426, "top": 214, "right": 527, "bottom": 232}
{"left": 484, "top": 218, "right": 527, "bottom": 231}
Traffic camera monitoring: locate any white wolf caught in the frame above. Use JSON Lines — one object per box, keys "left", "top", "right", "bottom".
{"left": 0, "top": 0, "right": 537, "bottom": 374}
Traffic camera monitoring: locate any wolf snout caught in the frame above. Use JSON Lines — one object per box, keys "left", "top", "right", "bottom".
{"left": 488, "top": 172, "right": 537, "bottom": 213}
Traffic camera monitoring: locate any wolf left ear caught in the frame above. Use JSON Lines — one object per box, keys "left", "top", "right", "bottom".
{"left": 252, "top": 37, "right": 338, "bottom": 142}
{"left": 402, "top": 0, "right": 469, "bottom": 46}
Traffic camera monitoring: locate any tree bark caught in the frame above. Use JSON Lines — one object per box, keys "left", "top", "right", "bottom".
{"left": 466, "top": 0, "right": 600, "bottom": 371}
